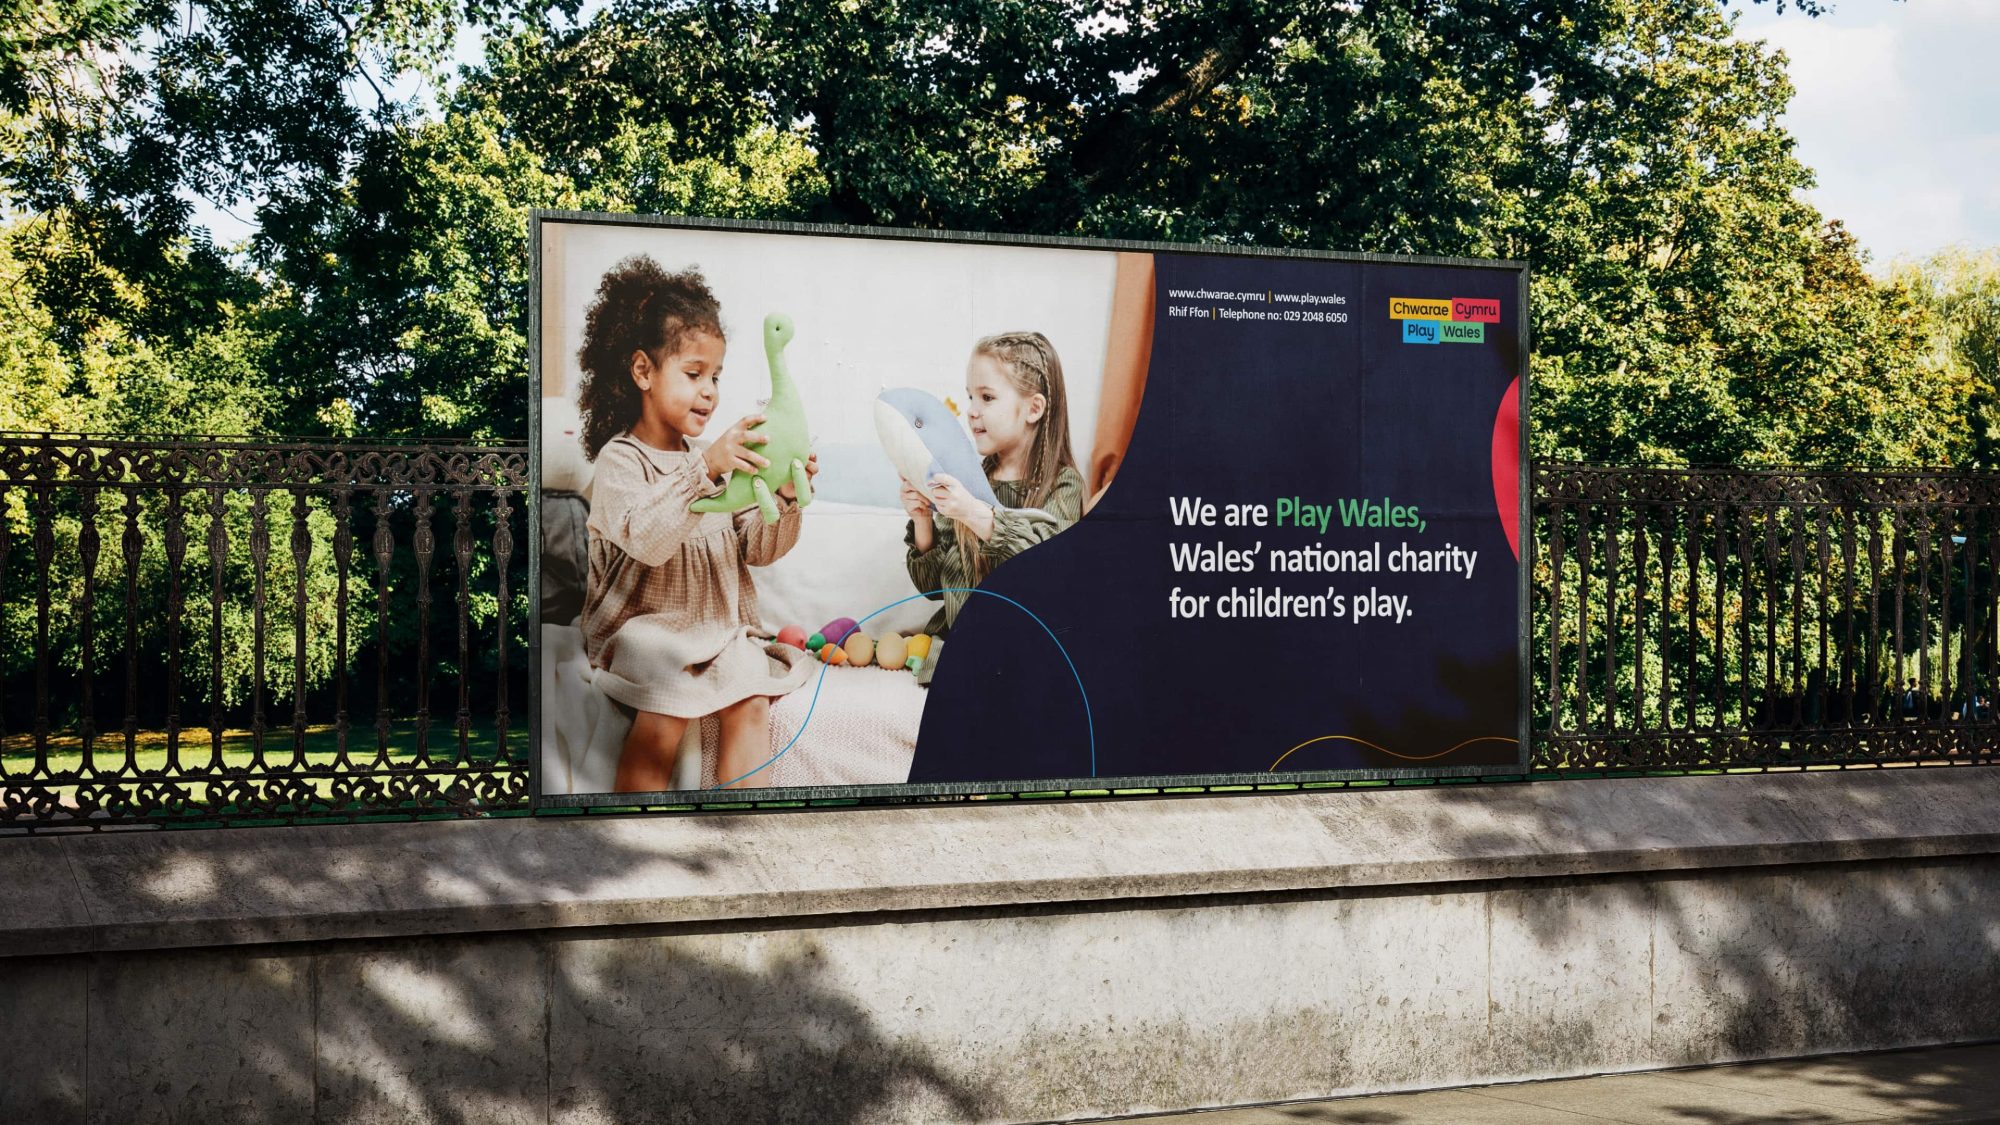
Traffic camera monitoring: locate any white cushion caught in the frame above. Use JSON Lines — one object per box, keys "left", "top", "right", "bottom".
{"left": 542, "top": 397, "right": 594, "bottom": 494}
{"left": 754, "top": 499, "right": 938, "bottom": 640}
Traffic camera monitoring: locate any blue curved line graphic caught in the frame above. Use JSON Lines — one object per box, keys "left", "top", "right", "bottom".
{"left": 710, "top": 587, "right": 1095, "bottom": 788}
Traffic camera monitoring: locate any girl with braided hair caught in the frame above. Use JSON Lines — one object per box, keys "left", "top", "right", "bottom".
{"left": 901, "top": 331, "right": 1085, "bottom": 636}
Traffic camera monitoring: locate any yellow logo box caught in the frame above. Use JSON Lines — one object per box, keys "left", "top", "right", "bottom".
{"left": 1389, "top": 297, "right": 1453, "bottom": 319}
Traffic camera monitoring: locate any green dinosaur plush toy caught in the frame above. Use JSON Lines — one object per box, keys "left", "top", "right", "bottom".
{"left": 690, "top": 312, "right": 814, "bottom": 525}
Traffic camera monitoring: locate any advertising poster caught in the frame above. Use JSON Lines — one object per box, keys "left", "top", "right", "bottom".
{"left": 532, "top": 214, "right": 1527, "bottom": 804}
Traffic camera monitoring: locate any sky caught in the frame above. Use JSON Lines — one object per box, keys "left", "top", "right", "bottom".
{"left": 1731, "top": 0, "right": 2000, "bottom": 269}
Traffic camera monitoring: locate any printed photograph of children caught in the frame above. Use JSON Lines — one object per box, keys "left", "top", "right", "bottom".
{"left": 535, "top": 219, "right": 1154, "bottom": 798}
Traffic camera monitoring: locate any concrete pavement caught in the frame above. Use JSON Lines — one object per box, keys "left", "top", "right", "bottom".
{"left": 1109, "top": 1042, "right": 2000, "bottom": 1123}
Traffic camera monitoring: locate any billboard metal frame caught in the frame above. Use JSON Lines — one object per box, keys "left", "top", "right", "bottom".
{"left": 528, "top": 210, "right": 1532, "bottom": 811}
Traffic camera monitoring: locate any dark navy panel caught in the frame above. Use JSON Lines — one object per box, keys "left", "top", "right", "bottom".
{"left": 911, "top": 253, "right": 1521, "bottom": 784}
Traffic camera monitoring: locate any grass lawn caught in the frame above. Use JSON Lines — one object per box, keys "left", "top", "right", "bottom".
{"left": 1, "top": 721, "right": 525, "bottom": 817}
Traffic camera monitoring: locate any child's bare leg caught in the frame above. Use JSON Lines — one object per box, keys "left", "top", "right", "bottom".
{"left": 715, "top": 696, "right": 773, "bottom": 788}
{"left": 615, "top": 709, "right": 690, "bottom": 793}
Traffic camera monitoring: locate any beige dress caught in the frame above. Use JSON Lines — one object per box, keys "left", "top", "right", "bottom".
{"left": 583, "top": 434, "right": 812, "bottom": 717}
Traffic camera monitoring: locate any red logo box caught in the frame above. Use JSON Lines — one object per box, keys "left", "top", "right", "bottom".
{"left": 1452, "top": 297, "right": 1500, "bottom": 323}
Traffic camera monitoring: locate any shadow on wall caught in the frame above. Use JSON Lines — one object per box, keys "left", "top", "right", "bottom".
{"left": 1389, "top": 768, "right": 2000, "bottom": 1120}
{"left": 9, "top": 768, "right": 2000, "bottom": 1122}
{"left": 1, "top": 819, "right": 992, "bottom": 1125}
{"left": 545, "top": 932, "right": 991, "bottom": 1125}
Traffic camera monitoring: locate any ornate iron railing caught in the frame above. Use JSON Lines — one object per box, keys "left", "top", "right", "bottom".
{"left": 1533, "top": 463, "right": 2000, "bottom": 771}
{"left": 5, "top": 444, "right": 1998, "bottom": 831}
{"left": 0, "top": 435, "right": 529, "bottom": 828}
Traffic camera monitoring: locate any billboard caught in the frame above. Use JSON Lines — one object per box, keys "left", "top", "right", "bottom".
{"left": 531, "top": 214, "right": 1528, "bottom": 806}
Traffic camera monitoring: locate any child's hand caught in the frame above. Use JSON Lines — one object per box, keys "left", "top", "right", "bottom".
{"left": 898, "top": 476, "right": 932, "bottom": 523}
{"left": 702, "top": 414, "right": 770, "bottom": 481}
{"left": 901, "top": 475, "right": 936, "bottom": 552}
{"left": 777, "top": 451, "right": 819, "bottom": 500}
{"left": 928, "top": 473, "right": 995, "bottom": 541}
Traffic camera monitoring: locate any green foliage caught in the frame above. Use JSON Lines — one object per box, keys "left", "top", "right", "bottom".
{"left": 0, "top": 219, "right": 280, "bottom": 437}
{"left": 1894, "top": 249, "right": 2000, "bottom": 466}
{"left": 4, "top": 489, "right": 370, "bottom": 715}
{"left": 0, "top": 226, "right": 118, "bottom": 434}
{"left": 0, "top": 0, "right": 1960, "bottom": 464}
{"left": 0, "top": 221, "right": 347, "bottom": 712}
{"left": 0, "top": 0, "right": 133, "bottom": 116}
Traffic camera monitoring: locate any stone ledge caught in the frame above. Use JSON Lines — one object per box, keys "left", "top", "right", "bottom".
{"left": 3, "top": 767, "right": 1997, "bottom": 958}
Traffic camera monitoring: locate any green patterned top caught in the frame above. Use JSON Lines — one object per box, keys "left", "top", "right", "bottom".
{"left": 904, "top": 466, "right": 1087, "bottom": 635}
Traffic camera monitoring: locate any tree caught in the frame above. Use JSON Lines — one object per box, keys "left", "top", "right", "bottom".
{"left": 0, "top": 0, "right": 1948, "bottom": 468}
{"left": 1896, "top": 249, "right": 2000, "bottom": 467}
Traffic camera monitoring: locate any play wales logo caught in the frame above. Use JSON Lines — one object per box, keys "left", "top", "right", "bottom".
{"left": 1390, "top": 296, "right": 1499, "bottom": 344}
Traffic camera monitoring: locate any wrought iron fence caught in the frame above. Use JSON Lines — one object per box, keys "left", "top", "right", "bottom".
{"left": 0, "top": 435, "right": 529, "bottom": 829}
{"left": 5, "top": 442, "right": 1997, "bottom": 831}
{"left": 1533, "top": 464, "right": 2000, "bottom": 771}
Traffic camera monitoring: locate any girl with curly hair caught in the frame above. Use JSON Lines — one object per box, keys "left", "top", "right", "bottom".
{"left": 575, "top": 255, "right": 816, "bottom": 792}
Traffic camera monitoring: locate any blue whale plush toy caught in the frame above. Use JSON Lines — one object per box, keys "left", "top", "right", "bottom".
{"left": 873, "top": 387, "right": 1003, "bottom": 510}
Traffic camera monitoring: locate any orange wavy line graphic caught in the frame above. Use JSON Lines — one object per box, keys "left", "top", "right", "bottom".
{"left": 1267, "top": 734, "right": 1521, "bottom": 772}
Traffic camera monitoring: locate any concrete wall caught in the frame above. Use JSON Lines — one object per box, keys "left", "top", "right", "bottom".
{"left": 4, "top": 768, "right": 2000, "bottom": 1123}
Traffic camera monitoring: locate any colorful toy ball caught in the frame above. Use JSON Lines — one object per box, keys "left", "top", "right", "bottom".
{"left": 906, "top": 634, "right": 933, "bottom": 660}
{"left": 806, "top": 632, "right": 827, "bottom": 652}
{"left": 875, "top": 634, "right": 908, "bottom": 670}
{"left": 844, "top": 632, "right": 875, "bottom": 667}
{"left": 822, "top": 644, "right": 849, "bottom": 666}
{"left": 777, "top": 625, "right": 808, "bottom": 650}
{"left": 819, "top": 617, "right": 860, "bottom": 647}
